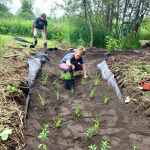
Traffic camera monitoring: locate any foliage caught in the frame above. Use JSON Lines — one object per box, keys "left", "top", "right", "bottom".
{"left": 0, "top": 126, "right": 12, "bottom": 141}
{"left": 76, "top": 103, "right": 82, "bottom": 117}
{"left": 101, "top": 141, "right": 111, "bottom": 150}
{"left": 94, "top": 72, "right": 101, "bottom": 86}
{"left": 20, "top": 12, "right": 34, "bottom": 20}
{"left": 37, "top": 90, "right": 45, "bottom": 106}
{"left": 88, "top": 144, "right": 97, "bottom": 150}
{"left": 104, "top": 93, "right": 110, "bottom": 104}
{"left": 90, "top": 86, "right": 97, "bottom": 98}
{"left": 81, "top": 78, "right": 86, "bottom": 85}
{"left": 55, "top": 88, "right": 59, "bottom": 100}
{"left": 53, "top": 78, "right": 58, "bottom": 85}
{"left": 38, "top": 124, "right": 50, "bottom": 150}
{"left": 53, "top": 118, "right": 62, "bottom": 127}
{"left": 0, "top": 3, "right": 9, "bottom": 13}
{"left": 131, "top": 145, "right": 139, "bottom": 150}
{"left": 5, "top": 85, "right": 20, "bottom": 93}
{"left": 42, "top": 69, "right": 50, "bottom": 85}
{"left": 60, "top": 71, "right": 71, "bottom": 80}
{"left": 106, "top": 36, "right": 117, "bottom": 53}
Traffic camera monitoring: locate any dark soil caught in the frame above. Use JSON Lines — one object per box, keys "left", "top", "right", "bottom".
{"left": 23, "top": 51, "right": 150, "bottom": 150}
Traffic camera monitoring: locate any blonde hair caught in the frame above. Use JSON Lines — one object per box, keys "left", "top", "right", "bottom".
{"left": 75, "top": 46, "right": 86, "bottom": 56}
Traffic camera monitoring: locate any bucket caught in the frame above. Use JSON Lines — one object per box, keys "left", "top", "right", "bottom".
{"left": 54, "top": 47, "right": 58, "bottom": 51}
{"left": 65, "top": 77, "right": 75, "bottom": 90}
{"left": 105, "top": 53, "right": 111, "bottom": 59}
{"left": 30, "top": 45, "right": 35, "bottom": 48}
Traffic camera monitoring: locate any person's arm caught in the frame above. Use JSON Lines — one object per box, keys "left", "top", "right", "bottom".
{"left": 45, "top": 26, "right": 47, "bottom": 36}
{"left": 66, "top": 60, "right": 75, "bottom": 70}
{"left": 81, "top": 64, "right": 88, "bottom": 78}
{"left": 31, "top": 22, "right": 35, "bottom": 33}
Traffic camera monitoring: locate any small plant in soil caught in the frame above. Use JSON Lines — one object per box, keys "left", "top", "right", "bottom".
{"left": 76, "top": 103, "right": 82, "bottom": 117}
{"left": 37, "top": 90, "right": 45, "bottom": 106}
{"left": 101, "top": 141, "right": 111, "bottom": 150}
{"left": 131, "top": 145, "right": 139, "bottom": 150}
{"left": 84, "top": 127, "right": 97, "bottom": 142}
{"left": 5, "top": 85, "right": 20, "bottom": 93}
{"left": 53, "top": 118, "right": 62, "bottom": 127}
{"left": 38, "top": 124, "right": 50, "bottom": 150}
{"left": 71, "top": 84, "right": 74, "bottom": 94}
{"left": 90, "top": 86, "right": 97, "bottom": 98}
{"left": 130, "top": 98, "right": 138, "bottom": 102}
{"left": 94, "top": 72, "right": 101, "bottom": 86}
{"left": 53, "top": 78, "right": 58, "bottom": 85}
{"left": 60, "top": 71, "right": 71, "bottom": 80}
{"left": 81, "top": 78, "right": 86, "bottom": 85}
{"left": 55, "top": 88, "right": 59, "bottom": 100}
{"left": 104, "top": 93, "right": 110, "bottom": 104}
{"left": 42, "top": 68, "right": 50, "bottom": 85}
{"left": 88, "top": 144, "right": 97, "bottom": 150}
{"left": 87, "top": 72, "right": 93, "bottom": 78}
{"left": 92, "top": 112, "right": 101, "bottom": 130}
{"left": 0, "top": 126, "right": 12, "bottom": 141}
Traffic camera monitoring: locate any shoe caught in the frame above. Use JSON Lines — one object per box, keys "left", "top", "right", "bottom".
{"left": 44, "top": 42, "right": 47, "bottom": 48}
{"left": 33, "top": 41, "right": 37, "bottom": 46}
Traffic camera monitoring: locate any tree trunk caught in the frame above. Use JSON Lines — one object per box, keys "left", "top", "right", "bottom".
{"left": 106, "top": 0, "right": 110, "bottom": 32}
{"left": 116, "top": 0, "right": 119, "bottom": 39}
{"left": 85, "top": 0, "right": 93, "bottom": 47}
{"left": 109, "top": 2, "right": 114, "bottom": 33}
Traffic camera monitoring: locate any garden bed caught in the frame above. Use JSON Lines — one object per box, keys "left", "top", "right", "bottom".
{"left": 23, "top": 50, "right": 150, "bottom": 150}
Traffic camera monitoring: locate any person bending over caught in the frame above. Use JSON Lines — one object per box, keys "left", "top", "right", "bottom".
{"left": 31, "top": 13, "right": 47, "bottom": 48}
{"left": 60, "top": 46, "right": 88, "bottom": 78}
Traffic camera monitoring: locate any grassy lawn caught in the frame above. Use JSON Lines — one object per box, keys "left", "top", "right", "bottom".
{"left": 1, "top": 34, "right": 58, "bottom": 48}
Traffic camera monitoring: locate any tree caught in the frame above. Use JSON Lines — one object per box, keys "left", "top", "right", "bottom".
{"left": 0, "top": 3, "right": 9, "bottom": 13}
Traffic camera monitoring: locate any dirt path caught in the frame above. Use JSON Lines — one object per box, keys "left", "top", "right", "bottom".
{"left": 23, "top": 51, "right": 150, "bottom": 150}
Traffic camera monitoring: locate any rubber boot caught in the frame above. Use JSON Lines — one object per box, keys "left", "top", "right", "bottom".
{"left": 33, "top": 41, "right": 37, "bottom": 46}
{"left": 44, "top": 42, "right": 47, "bottom": 48}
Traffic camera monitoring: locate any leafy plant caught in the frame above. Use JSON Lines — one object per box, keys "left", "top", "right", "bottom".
{"left": 104, "top": 93, "right": 110, "bottom": 104}
{"left": 131, "top": 145, "right": 139, "bottom": 150}
{"left": 53, "top": 78, "right": 58, "bottom": 84}
{"left": 38, "top": 124, "right": 50, "bottom": 150}
{"left": 37, "top": 90, "right": 45, "bottom": 106}
{"left": 106, "top": 36, "right": 117, "bottom": 53}
{"left": 130, "top": 98, "right": 138, "bottom": 102}
{"left": 101, "top": 141, "right": 111, "bottom": 150}
{"left": 76, "top": 103, "right": 83, "bottom": 117}
{"left": 42, "top": 69, "right": 50, "bottom": 85}
{"left": 90, "top": 86, "right": 97, "bottom": 98}
{"left": 81, "top": 78, "right": 86, "bottom": 85}
{"left": 0, "top": 127, "right": 12, "bottom": 141}
{"left": 53, "top": 118, "right": 62, "bottom": 127}
{"left": 5, "top": 85, "right": 20, "bottom": 93}
{"left": 92, "top": 112, "right": 101, "bottom": 130}
{"left": 85, "top": 127, "right": 97, "bottom": 142}
{"left": 55, "top": 88, "right": 59, "bottom": 100}
{"left": 60, "top": 71, "right": 71, "bottom": 80}
{"left": 88, "top": 144, "right": 97, "bottom": 150}
{"left": 94, "top": 72, "right": 101, "bottom": 85}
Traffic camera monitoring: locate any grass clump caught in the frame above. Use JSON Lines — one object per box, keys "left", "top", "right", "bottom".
{"left": 55, "top": 88, "right": 60, "bottom": 100}
{"left": 104, "top": 93, "right": 110, "bottom": 104}
{"left": 38, "top": 124, "right": 50, "bottom": 150}
{"left": 76, "top": 103, "right": 82, "bottom": 117}
{"left": 60, "top": 71, "right": 72, "bottom": 80}
{"left": 37, "top": 90, "right": 45, "bottom": 106}
{"left": 94, "top": 72, "right": 101, "bottom": 86}
{"left": 53, "top": 118, "right": 62, "bottom": 127}
{"left": 81, "top": 78, "right": 86, "bottom": 85}
{"left": 53, "top": 78, "right": 58, "bottom": 84}
{"left": 90, "top": 86, "right": 97, "bottom": 98}
{"left": 42, "top": 68, "right": 50, "bottom": 85}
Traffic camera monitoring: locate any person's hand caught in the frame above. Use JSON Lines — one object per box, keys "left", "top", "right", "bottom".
{"left": 31, "top": 30, "right": 33, "bottom": 33}
{"left": 83, "top": 75, "right": 88, "bottom": 78}
{"left": 72, "top": 65, "right": 75, "bottom": 70}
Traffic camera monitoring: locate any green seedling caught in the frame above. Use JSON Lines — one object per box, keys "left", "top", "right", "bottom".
{"left": 53, "top": 118, "right": 62, "bottom": 127}
{"left": 38, "top": 124, "right": 50, "bottom": 150}
{"left": 0, "top": 127, "right": 12, "bottom": 141}
{"left": 85, "top": 127, "right": 97, "bottom": 142}
{"left": 94, "top": 72, "right": 101, "bottom": 85}
{"left": 86, "top": 98, "right": 90, "bottom": 100}
{"left": 92, "top": 112, "right": 101, "bottom": 130}
{"left": 71, "top": 85, "right": 74, "bottom": 94}
{"left": 87, "top": 72, "right": 92, "bottom": 78}
{"left": 55, "top": 88, "right": 59, "bottom": 100}
{"left": 37, "top": 90, "right": 45, "bottom": 106}
{"left": 5, "top": 85, "right": 20, "bottom": 93}
{"left": 130, "top": 98, "right": 138, "bottom": 102}
{"left": 53, "top": 78, "right": 58, "bottom": 84}
{"left": 131, "top": 145, "right": 139, "bottom": 150}
{"left": 59, "top": 71, "right": 71, "bottom": 80}
{"left": 104, "top": 93, "right": 110, "bottom": 104}
{"left": 101, "top": 141, "right": 111, "bottom": 150}
{"left": 149, "top": 107, "right": 150, "bottom": 110}
{"left": 90, "top": 86, "right": 97, "bottom": 98}
{"left": 81, "top": 78, "right": 86, "bottom": 85}
{"left": 42, "top": 69, "right": 50, "bottom": 85}
{"left": 76, "top": 103, "right": 83, "bottom": 116}
{"left": 88, "top": 144, "right": 97, "bottom": 150}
